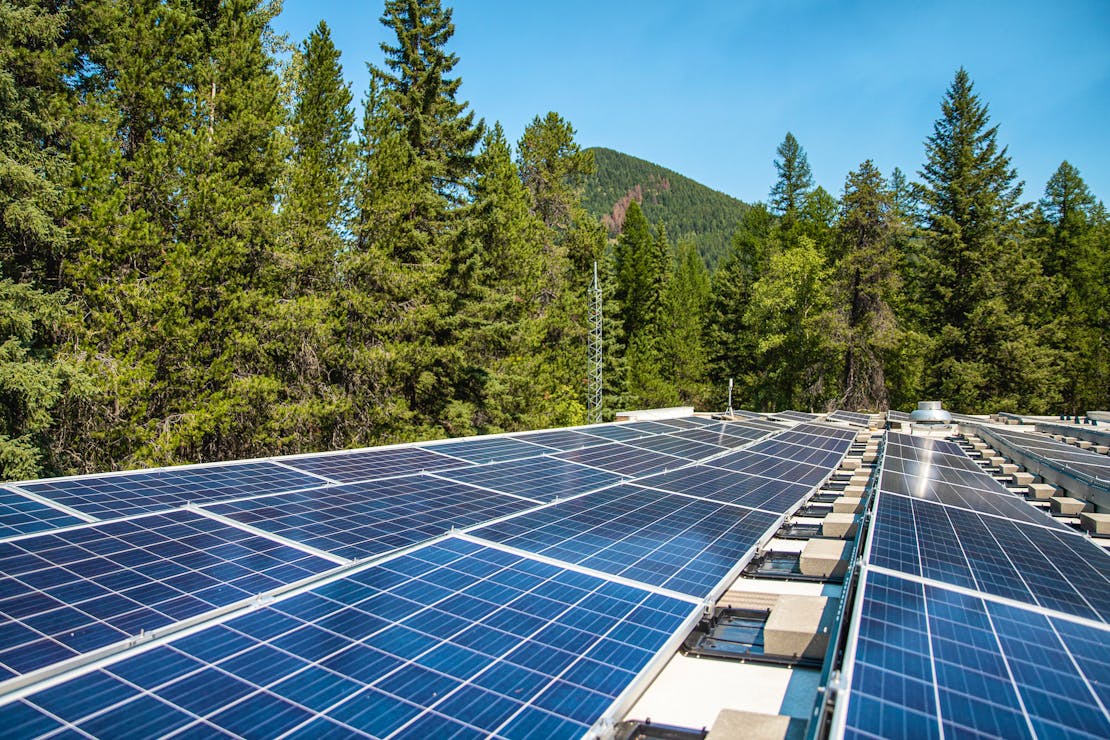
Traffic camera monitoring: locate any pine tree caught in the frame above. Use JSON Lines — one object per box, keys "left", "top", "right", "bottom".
{"left": 769, "top": 132, "right": 814, "bottom": 226}
{"left": 517, "top": 112, "right": 595, "bottom": 233}
{"left": 660, "top": 239, "right": 711, "bottom": 406}
{"left": 613, "top": 200, "right": 659, "bottom": 340}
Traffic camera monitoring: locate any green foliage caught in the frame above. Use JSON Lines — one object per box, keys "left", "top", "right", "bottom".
{"left": 582, "top": 147, "right": 749, "bottom": 270}
{"left": 769, "top": 132, "right": 814, "bottom": 227}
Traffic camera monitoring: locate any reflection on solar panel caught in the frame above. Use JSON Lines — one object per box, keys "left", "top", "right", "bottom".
{"left": 708, "top": 450, "right": 830, "bottom": 488}
{"left": 279, "top": 447, "right": 467, "bottom": 484}
{"left": 843, "top": 571, "right": 1110, "bottom": 739}
{"left": 887, "top": 409, "right": 911, "bottom": 421}
{"left": 638, "top": 466, "right": 812, "bottom": 513}
{"left": 836, "top": 431, "right": 1110, "bottom": 738}
{"left": 203, "top": 475, "right": 540, "bottom": 560}
{"left": 471, "top": 484, "right": 780, "bottom": 597}
{"left": 13, "top": 538, "right": 698, "bottom": 739}
{"left": 624, "top": 433, "right": 726, "bottom": 460}
{"left": 421, "top": 436, "right": 553, "bottom": 464}
{"left": 0, "top": 511, "right": 335, "bottom": 678}
{"left": 431, "top": 456, "right": 620, "bottom": 501}
{"left": 649, "top": 418, "right": 708, "bottom": 430}
{"left": 726, "top": 409, "right": 766, "bottom": 420}
{"left": 671, "top": 427, "right": 761, "bottom": 449}
{"left": 17, "top": 462, "right": 325, "bottom": 520}
{"left": 826, "top": 409, "right": 872, "bottom": 426}
{"left": 510, "top": 428, "right": 609, "bottom": 451}
{"left": 577, "top": 424, "right": 658, "bottom": 442}
{"left": 554, "top": 443, "right": 687, "bottom": 477}
{"left": 0, "top": 488, "right": 84, "bottom": 539}
{"left": 985, "top": 427, "right": 1110, "bottom": 483}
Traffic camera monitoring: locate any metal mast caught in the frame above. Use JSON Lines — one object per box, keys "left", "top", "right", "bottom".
{"left": 587, "top": 261, "right": 603, "bottom": 424}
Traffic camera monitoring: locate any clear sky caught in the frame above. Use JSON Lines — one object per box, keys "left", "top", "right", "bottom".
{"left": 271, "top": 0, "right": 1110, "bottom": 206}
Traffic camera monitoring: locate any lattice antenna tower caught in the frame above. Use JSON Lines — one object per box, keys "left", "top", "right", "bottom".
{"left": 587, "top": 261, "right": 604, "bottom": 424}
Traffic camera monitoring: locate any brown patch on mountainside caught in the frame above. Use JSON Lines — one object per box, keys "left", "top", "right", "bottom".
{"left": 601, "top": 176, "right": 672, "bottom": 234}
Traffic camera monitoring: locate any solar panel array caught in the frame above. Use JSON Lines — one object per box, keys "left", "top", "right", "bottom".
{"left": 3, "top": 416, "right": 838, "bottom": 737}
{"left": 982, "top": 426, "right": 1110, "bottom": 484}
{"left": 837, "top": 432, "right": 1110, "bottom": 739}
{"left": 772, "top": 410, "right": 823, "bottom": 422}
{"left": 826, "top": 410, "right": 873, "bottom": 427}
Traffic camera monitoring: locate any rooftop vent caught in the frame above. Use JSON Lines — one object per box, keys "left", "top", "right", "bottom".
{"left": 909, "top": 400, "right": 952, "bottom": 425}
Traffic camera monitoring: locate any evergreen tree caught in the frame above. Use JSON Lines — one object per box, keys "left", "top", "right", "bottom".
{"left": 659, "top": 239, "right": 711, "bottom": 406}
{"left": 613, "top": 200, "right": 660, "bottom": 340}
{"left": 769, "top": 132, "right": 813, "bottom": 226}
{"left": 517, "top": 112, "right": 595, "bottom": 233}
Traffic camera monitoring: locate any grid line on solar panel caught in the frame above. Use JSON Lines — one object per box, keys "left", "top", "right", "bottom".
{"left": 0, "top": 510, "right": 337, "bottom": 679}
{"left": 428, "top": 457, "right": 620, "bottom": 503}
{"left": 622, "top": 433, "right": 727, "bottom": 460}
{"left": 553, "top": 443, "right": 688, "bottom": 478}
{"left": 420, "top": 436, "right": 555, "bottom": 464}
{"left": 706, "top": 450, "right": 831, "bottom": 488}
{"left": 843, "top": 569, "right": 1110, "bottom": 740}
{"left": 11, "top": 537, "right": 699, "bottom": 739}
{"left": 202, "top": 474, "right": 543, "bottom": 561}
{"left": 16, "top": 462, "right": 328, "bottom": 520}
{"left": 635, "top": 465, "right": 813, "bottom": 513}
{"left": 574, "top": 424, "right": 658, "bottom": 442}
{"left": 0, "top": 488, "right": 86, "bottom": 540}
{"left": 670, "top": 427, "right": 764, "bottom": 449}
{"left": 509, "top": 429, "right": 611, "bottom": 451}
{"left": 470, "top": 484, "right": 780, "bottom": 598}
{"left": 868, "top": 490, "right": 1110, "bottom": 624}
{"left": 648, "top": 418, "right": 709, "bottom": 430}
{"left": 275, "top": 446, "right": 469, "bottom": 484}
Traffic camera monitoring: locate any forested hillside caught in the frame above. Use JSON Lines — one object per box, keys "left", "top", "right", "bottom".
{"left": 582, "top": 148, "right": 749, "bottom": 269}
{"left": 1, "top": 0, "right": 1107, "bottom": 483}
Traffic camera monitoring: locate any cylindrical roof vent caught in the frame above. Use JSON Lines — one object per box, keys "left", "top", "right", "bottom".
{"left": 909, "top": 400, "right": 952, "bottom": 425}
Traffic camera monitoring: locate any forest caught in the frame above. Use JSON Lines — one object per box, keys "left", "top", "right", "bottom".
{"left": 1, "top": 0, "right": 1107, "bottom": 481}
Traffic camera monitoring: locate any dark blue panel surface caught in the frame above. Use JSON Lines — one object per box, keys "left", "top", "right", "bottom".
{"left": 432, "top": 457, "right": 619, "bottom": 502}
{"left": 17, "top": 538, "right": 698, "bottom": 739}
{"left": 511, "top": 429, "right": 610, "bottom": 451}
{"left": 19, "top": 462, "right": 325, "bottom": 519}
{"left": 637, "top": 466, "right": 812, "bottom": 513}
{"left": 0, "top": 488, "right": 84, "bottom": 539}
{"left": 421, "top": 437, "right": 553, "bottom": 464}
{"left": 671, "top": 428, "right": 760, "bottom": 448}
{"left": 280, "top": 447, "right": 467, "bottom": 483}
{"left": 576, "top": 424, "right": 657, "bottom": 442}
{"left": 204, "top": 474, "right": 540, "bottom": 560}
{"left": 554, "top": 443, "right": 687, "bottom": 477}
{"left": 471, "top": 484, "right": 779, "bottom": 597}
{"left": 624, "top": 434, "right": 726, "bottom": 460}
{"left": 707, "top": 450, "right": 829, "bottom": 487}
{"left": 0, "top": 511, "right": 335, "bottom": 676}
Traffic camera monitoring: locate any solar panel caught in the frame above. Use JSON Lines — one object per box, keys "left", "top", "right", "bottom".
{"left": 637, "top": 466, "right": 813, "bottom": 513}
{"left": 431, "top": 456, "right": 620, "bottom": 502}
{"left": 202, "top": 474, "right": 541, "bottom": 561}
{"left": 623, "top": 433, "right": 727, "bottom": 460}
{"left": 17, "top": 462, "right": 325, "bottom": 520}
{"left": 470, "top": 484, "right": 780, "bottom": 598}
{"left": 670, "top": 427, "right": 762, "bottom": 449}
{"left": 986, "top": 427, "right": 1110, "bottom": 482}
{"left": 421, "top": 436, "right": 553, "bottom": 464}
{"left": 554, "top": 443, "right": 688, "bottom": 477}
{"left": 826, "top": 409, "right": 872, "bottom": 426}
{"left": 623, "top": 421, "right": 685, "bottom": 434}
{"left": 842, "top": 570, "right": 1110, "bottom": 739}
{"left": 12, "top": 537, "right": 699, "bottom": 738}
{"left": 649, "top": 417, "right": 710, "bottom": 430}
{"left": 0, "top": 511, "right": 336, "bottom": 678}
{"left": 511, "top": 428, "right": 611, "bottom": 451}
{"left": 707, "top": 450, "right": 830, "bottom": 487}
{"left": 576, "top": 424, "right": 658, "bottom": 442}
{"left": 279, "top": 447, "right": 468, "bottom": 484}
{"left": 752, "top": 440, "right": 845, "bottom": 467}
{"left": 0, "top": 488, "right": 84, "bottom": 539}
{"left": 773, "top": 410, "right": 822, "bottom": 422}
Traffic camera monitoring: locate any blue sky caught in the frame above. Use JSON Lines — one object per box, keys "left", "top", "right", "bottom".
{"left": 272, "top": 0, "right": 1110, "bottom": 205}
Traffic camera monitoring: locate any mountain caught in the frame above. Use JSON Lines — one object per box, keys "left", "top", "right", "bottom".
{"left": 582, "top": 147, "right": 750, "bottom": 270}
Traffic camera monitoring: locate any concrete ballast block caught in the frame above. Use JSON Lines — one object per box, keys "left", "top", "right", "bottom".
{"left": 1027, "top": 483, "right": 1058, "bottom": 500}
{"left": 1079, "top": 512, "right": 1110, "bottom": 535}
{"left": 833, "top": 496, "right": 864, "bottom": 514}
{"left": 707, "top": 710, "right": 800, "bottom": 740}
{"left": 799, "top": 538, "right": 851, "bottom": 578}
{"left": 840, "top": 458, "right": 861, "bottom": 471}
{"left": 1012, "top": 471, "right": 1035, "bottom": 486}
{"left": 1050, "top": 497, "right": 1088, "bottom": 515}
{"left": 821, "top": 512, "right": 857, "bottom": 539}
{"left": 763, "top": 595, "right": 835, "bottom": 661}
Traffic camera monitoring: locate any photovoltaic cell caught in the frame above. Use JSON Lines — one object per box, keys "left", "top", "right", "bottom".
{"left": 471, "top": 484, "right": 780, "bottom": 597}
{"left": 203, "top": 474, "right": 541, "bottom": 561}
{"left": 774, "top": 410, "right": 822, "bottom": 422}
{"left": 431, "top": 457, "right": 620, "bottom": 502}
{"left": 0, "top": 488, "right": 84, "bottom": 540}
{"left": 421, "top": 437, "right": 553, "bottom": 464}
{"left": 843, "top": 571, "right": 1110, "bottom": 740}
{"left": 707, "top": 450, "right": 830, "bottom": 488}
{"left": 510, "top": 429, "right": 610, "bottom": 452}
{"left": 554, "top": 443, "right": 688, "bottom": 478}
{"left": 576, "top": 425, "right": 658, "bottom": 442}
{"left": 17, "top": 462, "right": 325, "bottom": 520}
{"left": 637, "top": 466, "right": 813, "bottom": 513}
{"left": 0, "top": 511, "right": 335, "bottom": 678}
{"left": 827, "top": 410, "right": 872, "bottom": 426}
{"left": 623, "top": 434, "right": 727, "bottom": 460}
{"left": 649, "top": 418, "right": 709, "bottom": 430}
{"left": 279, "top": 447, "right": 468, "bottom": 484}
{"left": 670, "top": 427, "right": 762, "bottom": 449}
{"left": 14, "top": 538, "right": 698, "bottom": 739}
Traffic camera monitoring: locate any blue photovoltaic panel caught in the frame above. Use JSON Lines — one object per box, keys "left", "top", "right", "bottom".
{"left": 279, "top": 447, "right": 468, "bottom": 484}
{"left": 870, "top": 495, "right": 1110, "bottom": 624}
{"left": 0, "top": 511, "right": 335, "bottom": 678}
{"left": 554, "top": 443, "right": 687, "bottom": 478}
{"left": 650, "top": 418, "right": 709, "bottom": 430}
{"left": 577, "top": 424, "right": 658, "bottom": 442}
{"left": 0, "top": 488, "right": 84, "bottom": 539}
{"left": 18, "top": 462, "right": 325, "bottom": 520}
{"left": 637, "top": 466, "right": 813, "bottom": 513}
{"left": 827, "top": 410, "right": 872, "bottom": 426}
{"left": 774, "top": 410, "right": 821, "bottom": 422}
{"left": 624, "top": 421, "right": 684, "bottom": 434}
{"left": 844, "top": 571, "right": 1110, "bottom": 740}
{"left": 432, "top": 457, "right": 620, "bottom": 502}
{"left": 471, "top": 484, "right": 780, "bottom": 597}
{"left": 753, "top": 440, "right": 845, "bottom": 468}
{"left": 13, "top": 538, "right": 698, "bottom": 739}
{"left": 624, "top": 434, "right": 726, "bottom": 460}
{"left": 510, "top": 429, "right": 610, "bottom": 452}
{"left": 204, "top": 475, "right": 541, "bottom": 561}
{"left": 707, "top": 450, "right": 830, "bottom": 488}
{"left": 421, "top": 437, "right": 553, "bottom": 464}
{"left": 987, "top": 427, "right": 1110, "bottom": 482}
{"left": 671, "top": 427, "right": 761, "bottom": 449}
